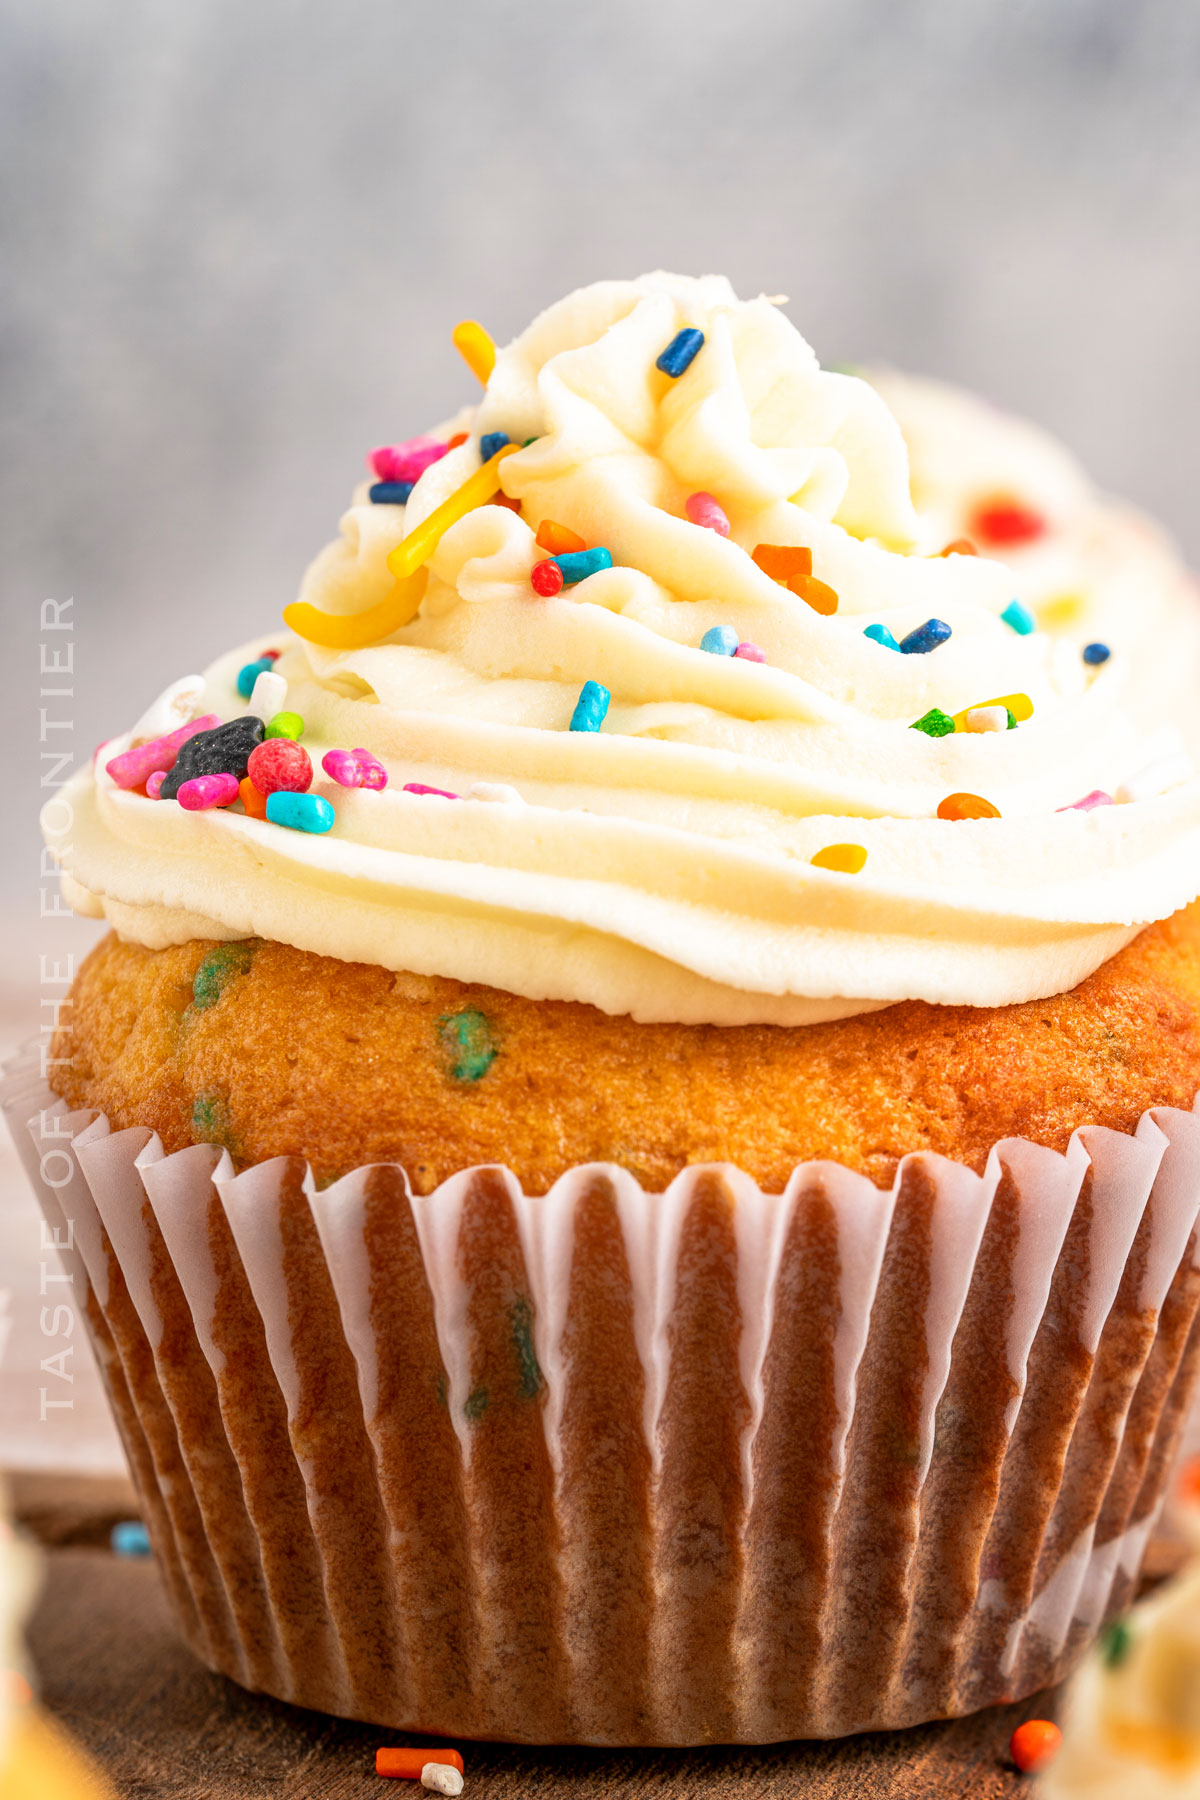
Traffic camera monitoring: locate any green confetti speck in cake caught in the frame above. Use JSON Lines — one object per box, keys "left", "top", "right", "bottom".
{"left": 190, "top": 1091, "right": 239, "bottom": 1155}
{"left": 191, "top": 941, "right": 257, "bottom": 1011}
{"left": 510, "top": 1297, "right": 543, "bottom": 1400}
{"left": 464, "top": 1386, "right": 490, "bottom": 1422}
{"left": 437, "top": 1008, "right": 499, "bottom": 1083}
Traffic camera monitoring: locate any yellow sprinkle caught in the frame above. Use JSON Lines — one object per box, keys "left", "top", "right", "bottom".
{"left": 452, "top": 318, "right": 496, "bottom": 385}
{"left": 1039, "top": 592, "right": 1085, "bottom": 627}
{"left": 283, "top": 569, "right": 429, "bottom": 649}
{"left": 386, "top": 445, "right": 519, "bottom": 582}
{"left": 953, "top": 691, "right": 1033, "bottom": 731}
{"left": 811, "top": 843, "right": 868, "bottom": 874}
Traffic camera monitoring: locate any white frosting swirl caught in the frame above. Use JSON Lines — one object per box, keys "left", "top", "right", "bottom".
{"left": 48, "top": 274, "right": 1200, "bottom": 1024}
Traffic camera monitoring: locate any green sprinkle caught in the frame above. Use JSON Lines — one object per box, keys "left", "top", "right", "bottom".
{"left": 464, "top": 1386, "right": 489, "bottom": 1422}
{"left": 437, "top": 1008, "right": 499, "bottom": 1083}
{"left": 1006, "top": 709, "right": 1017, "bottom": 730}
{"left": 510, "top": 1297, "right": 543, "bottom": 1401}
{"left": 911, "top": 708, "right": 957, "bottom": 738}
{"left": 191, "top": 941, "right": 256, "bottom": 1010}
{"left": 265, "top": 711, "right": 304, "bottom": 740}
{"left": 1102, "top": 1619, "right": 1133, "bottom": 1669}
{"left": 190, "top": 1091, "right": 238, "bottom": 1154}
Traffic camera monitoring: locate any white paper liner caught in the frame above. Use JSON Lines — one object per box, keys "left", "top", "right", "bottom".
{"left": 5, "top": 1038, "right": 1200, "bottom": 1745}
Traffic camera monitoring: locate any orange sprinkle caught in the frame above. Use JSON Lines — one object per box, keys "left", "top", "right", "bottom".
{"left": 238, "top": 776, "right": 268, "bottom": 820}
{"left": 752, "top": 543, "right": 812, "bottom": 582}
{"left": 937, "top": 792, "right": 1002, "bottom": 821}
{"left": 492, "top": 493, "right": 522, "bottom": 513}
{"left": 811, "top": 844, "right": 868, "bottom": 874}
{"left": 377, "top": 1747, "right": 465, "bottom": 1780}
{"left": 536, "top": 519, "right": 586, "bottom": 556}
{"left": 1009, "top": 1719, "right": 1061, "bottom": 1774}
{"left": 446, "top": 432, "right": 468, "bottom": 450}
{"left": 790, "top": 572, "right": 839, "bottom": 615}
{"left": 937, "top": 537, "right": 977, "bottom": 557}
{"left": 1178, "top": 1452, "right": 1200, "bottom": 1506}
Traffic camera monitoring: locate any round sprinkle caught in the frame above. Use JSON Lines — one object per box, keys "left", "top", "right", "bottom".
{"left": 480, "top": 430, "right": 510, "bottom": 461}
{"left": 970, "top": 496, "right": 1047, "bottom": 547}
{"left": 963, "top": 705, "right": 1010, "bottom": 733}
{"left": 236, "top": 657, "right": 272, "bottom": 698}
{"left": 265, "top": 791, "right": 335, "bottom": 833}
{"left": 239, "top": 775, "right": 269, "bottom": 818}
{"left": 899, "top": 618, "right": 952, "bottom": 655}
{"left": 146, "top": 770, "right": 167, "bottom": 799}
{"left": 404, "top": 782, "right": 460, "bottom": 799}
{"left": 685, "top": 491, "right": 730, "bottom": 536}
{"left": 535, "top": 518, "right": 585, "bottom": 556}
{"left": 1055, "top": 789, "right": 1113, "bottom": 813}
{"left": 655, "top": 327, "right": 705, "bottom": 377}
{"left": 811, "top": 844, "right": 868, "bottom": 874}
{"left": 110, "top": 1520, "right": 151, "bottom": 1558}
{"left": 376, "top": 1748, "right": 465, "bottom": 1781}
{"left": 531, "top": 558, "right": 564, "bottom": 597}
{"left": 1009, "top": 1719, "right": 1061, "bottom": 1774}
{"left": 177, "top": 772, "right": 240, "bottom": 811}
{"left": 555, "top": 547, "right": 613, "bottom": 585}
{"left": 570, "top": 680, "right": 610, "bottom": 733}
{"left": 369, "top": 480, "right": 414, "bottom": 505}
{"left": 734, "top": 640, "right": 765, "bottom": 662}
{"left": 421, "top": 1764, "right": 464, "bottom": 1796}
{"left": 452, "top": 318, "right": 496, "bottom": 385}
{"left": 937, "top": 791, "right": 1001, "bottom": 820}
{"left": 265, "top": 711, "right": 304, "bottom": 740}
{"left": 911, "top": 709, "right": 956, "bottom": 738}
{"left": 700, "top": 624, "right": 739, "bottom": 656}
{"left": 864, "top": 623, "right": 900, "bottom": 651}
{"left": 1083, "top": 641, "right": 1111, "bottom": 665}
{"left": 1101, "top": 1619, "right": 1132, "bottom": 1669}
{"left": 369, "top": 437, "right": 448, "bottom": 485}
{"left": 1001, "top": 598, "right": 1036, "bottom": 635}
{"left": 247, "top": 739, "right": 312, "bottom": 796}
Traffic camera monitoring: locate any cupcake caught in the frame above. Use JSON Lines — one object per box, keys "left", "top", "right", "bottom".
{"left": 11, "top": 272, "right": 1200, "bottom": 1745}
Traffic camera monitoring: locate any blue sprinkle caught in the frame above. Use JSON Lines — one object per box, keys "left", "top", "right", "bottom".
{"left": 236, "top": 658, "right": 272, "bottom": 698}
{"left": 480, "top": 431, "right": 510, "bottom": 461}
{"left": 899, "top": 618, "right": 952, "bottom": 655}
{"left": 701, "top": 624, "right": 739, "bottom": 656}
{"left": 569, "top": 680, "right": 611, "bottom": 733}
{"left": 1001, "top": 598, "right": 1036, "bottom": 636}
{"left": 369, "top": 480, "right": 414, "bottom": 505}
{"left": 266, "top": 791, "right": 336, "bottom": 834}
{"left": 864, "top": 623, "right": 900, "bottom": 651}
{"left": 555, "top": 547, "right": 613, "bottom": 585}
{"left": 1083, "top": 641, "right": 1111, "bottom": 666}
{"left": 111, "top": 1520, "right": 151, "bottom": 1558}
{"left": 655, "top": 328, "right": 705, "bottom": 378}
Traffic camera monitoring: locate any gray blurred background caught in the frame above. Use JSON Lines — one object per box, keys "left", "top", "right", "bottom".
{"left": 4, "top": 0, "right": 1200, "bottom": 1011}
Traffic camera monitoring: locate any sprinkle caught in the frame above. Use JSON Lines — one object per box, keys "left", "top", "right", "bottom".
{"left": 1083, "top": 641, "right": 1111, "bottom": 665}
{"left": 864, "top": 623, "right": 900, "bottom": 651}
{"left": 446, "top": 431, "right": 469, "bottom": 449}
{"left": 146, "top": 770, "right": 167, "bottom": 799}
{"left": 811, "top": 844, "right": 868, "bottom": 874}
{"left": 352, "top": 747, "right": 388, "bottom": 790}
{"left": 1056, "top": 789, "right": 1113, "bottom": 813}
{"left": 104, "top": 714, "right": 221, "bottom": 791}
{"left": 952, "top": 692, "right": 1032, "bottom": 731}
{"left": 1009, "top": 1719, "right": 1061, "bottom": 1775}
{"left": 421, "top": 1765, "right": 464, "bottom": 1796}
{"left": 963, "top": 705, "right": 1011, "bottom": 733}
{"left": 369, "top": 437, "right": 448, "bottom": 484}
{"left": 793, "top": 572, "right": 839, "bottom": 615}
{"left": 111, "top": 1520, "right": 151, "bottom": 1558}
{"left": 734, "top": 641, "right": 765, "bottom": 662}
{"left": 492, "top": 492, "right": 522, "bottom": 513}
{"left": 531, "top": 558, "right": 564, "bottom": 597}
{"left": 937, "top": 538, "right": 977, "bottom": 557}
{"left": 899, "top": 618, "right": 952, "bottom": 655}
{"left": 265, "top": 711, "right": 304, "bottom": 740}
{"left": 177, "top": 773, "right": 240, "bottom": 810}
{"left": 322, "top": 749, "right": 361, "bottom": 788}
{"left": 685, "top": 492, "right": 730, "bottom": 536}
{"left": 246, "top": 669, "right": 287, "bottom": 722}
{"left": 160, "top": 716, "right": 265, "bottom": 798}
{"left": 536, "top": 519, "right": 585, "bottom": 555}
{"left": 191, "top": 943, "right": 255, "bottom": 1009}
{"left": 1101, "top": 1619, "right": 1133, "bottom": 1669}
{"left": 656, "top": 327, "right": 705, "bottom": 377}
{"left": 247, "top": 739, "right": 313, "bottom": 795}
{"left": 369, "top": 480, "right": 415, "bottom": 505}
{"left": 1001, "top": 598, "right": 1036, "bottom": 635}
{"left": 701, "top": 624, "right": 739, "bottom": 656}
{"left": 753, "top": 544, "right": 812, "bottom": 582}
{"left": 469, "top": 781, "right": 523, "bottom": 803}
{"left": 377, "top": 1748, "right": 465, "bottom": 1781}
{"left": 260, "top": 648, "right": 281, "bottom": 661}
{"left": 970, "top": 496, "right": 1047, "bottom": 547}
{"left": 386, "top": 445, "right": 519, "bottom": 582}
{"left": 404, "top": 783, "right": 460, "bottom": 799}
{"left": 555, "top": 547, "right": 613, "bottom": 585}
{"left": 911, "top": 709, "right": 956, "bottom": 738}
{"left": 266, "top": 791, "right": 335, "bottom": 833}
{"left": 236, "top": 657, "right": 273, "bottom": 698}
{"left": 570, "top": 680, "right": 610, "bottom": 733}
{"left": 1116, "top": 754, "right": 1193, "bottom": 804}
{"left": 480, "top": 430, "right": 510, "bottom": 461}
{"left": 937, "top": 792, "right": 1002, "bottom": 820}
{"left": 452, "top": 318, "right": 497, "bottom": 385}
{"left": 239, "top": 775, "right": 268, "bottom": 818}
{"left": 438, "top": 1008, "right": 498, "bottom": 1083}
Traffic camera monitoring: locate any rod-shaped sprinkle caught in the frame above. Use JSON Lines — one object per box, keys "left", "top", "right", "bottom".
{"left": 570, "top": 680, "right": 611, "bottom": 733}
{"left": 386, "top": 444, "right": 520, "bottom": 581}
{"left": 452, "top": 318, "right": 496, "bottom": 384}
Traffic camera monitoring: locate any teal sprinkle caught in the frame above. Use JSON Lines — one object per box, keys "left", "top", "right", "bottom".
{"left": 1001, "top": 597, "right": 1036, "bottom": 636}
{"left": 864, "top": 622, "right": 900, "bottom": 652}
{"left": 190, "top": 1091, "right": 238, "bottom": 1154}
{"left": 510, "top": 1297, "right": 543, "bottom": 1401}
{"left": 464, "top": 1386, "right": 490, "bottom": 1422}
{"left": 1102, "top": 1618, "right": 1132, "bottom": 1669}
{"left": 191, "top": 941, "right": 256, "bottom": 1010}
{"left": 437, "top": 1008, "right": 499, "bottom": 1083}
{"left": 911, "top": 708, "right": 957, "bottom": 738}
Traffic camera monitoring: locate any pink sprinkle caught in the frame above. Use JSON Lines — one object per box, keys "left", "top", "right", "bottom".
{"left": 322, "top": 748, "right": 362, "bottom": 788}
{"left": 369, "top": 437, "right": 450, "bottom": 485}
{"left": 1056, "top": 789, "right": 1114, "bottom": 813}
{"left": 177, "top": 772, "right": 239, "bottom": 811}
{"left": 352, "top": 748, "right": 389, "bottom": 791}
{"left": 685, "top": 492, "right": 731, "bottom": 537}
{"left": 105, "top": 714, "right": 221, "bottom": 790}
{"left": 734, "top": 640, "right": 766, "bottom": 662}
{"left": 404, "top": 783, "right": 459, "bottom": 800}
{"left": 146, "top": 770, "right": 167, "bottom": 800}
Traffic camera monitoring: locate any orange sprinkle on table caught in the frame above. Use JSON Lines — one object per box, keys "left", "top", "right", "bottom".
{"left": 937, "top": 792, "right": 1002, "bottom": 821}
{"left": 536, "top": 519, "right": 586, "bottom": 556}
{"left": 752, "top": 543, "right": 812, "bottom": 582}
{"left": 376, "top": 1746, "right": 465, "bottom": 1780}
{"left": 1009, "top": 1718, "right": 1061, "bottom": 1774}
{"left": 811, "top": 844, "right": 868, "bottom": 874}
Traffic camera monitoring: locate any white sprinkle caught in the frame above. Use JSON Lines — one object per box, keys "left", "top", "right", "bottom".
{"left": 468, "top": 781, "right": 524, "bottom": 804}
{"left": 246, "top": 669, "right": 287, "bottom": 722}
{"left": 421, "top": 1764, "right": 464, "bottom": 1795}
{"left": 963, "top": 705, "right": 1009, "bottom": 734}
{"left": 130, "top": 675, "right": 206, "bottom": 741}
{"left": 1116, "top": 753, "right": 1194, "bottom": 804}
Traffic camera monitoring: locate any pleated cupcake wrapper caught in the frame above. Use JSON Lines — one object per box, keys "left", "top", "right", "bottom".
{"left": 6, "top": 1041, "right": 1200, "bottom": 1745}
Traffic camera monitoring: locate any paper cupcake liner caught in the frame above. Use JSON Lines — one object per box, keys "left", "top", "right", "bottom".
{"left": 6, "top": 1040, "right": 1200, "bottom": 1745}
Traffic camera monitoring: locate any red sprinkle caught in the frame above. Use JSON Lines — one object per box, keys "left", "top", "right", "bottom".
{"left": 247, "top": 739, "right": 313, "bottom": 795}
{"left": 1009, "top": 1719, "right": 1061, "bottom": 1774}
{"left": 969, "top": 496, "right": 1047, "bottom": 547}
{"left": 531, "top": 558, "right": 564, "bottom": 597}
